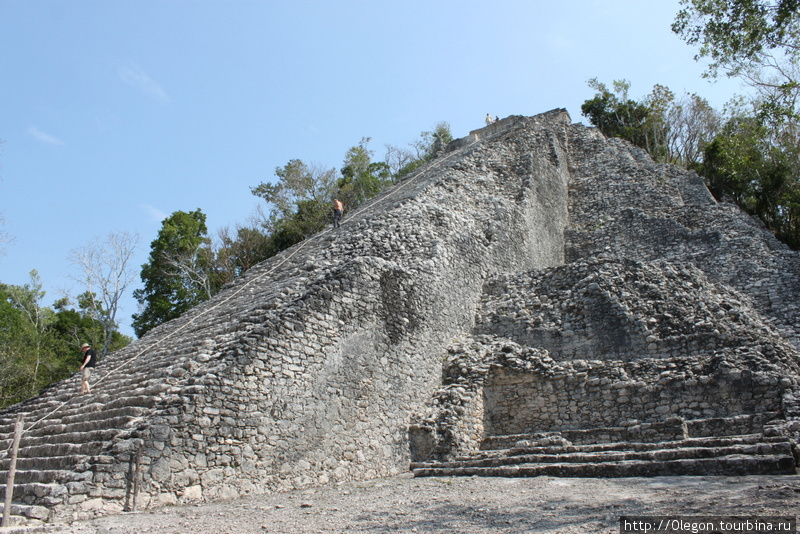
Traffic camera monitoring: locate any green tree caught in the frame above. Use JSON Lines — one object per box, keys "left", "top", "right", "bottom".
{"left": 251, "top": 160, "right": 338, "bottom": 226}
{"left": 213, "top": 224, "right": 276, "bottom": 286}
{"left": 388, "top": 122, "right": 453, "bottom": 180}
{"left": 674, "top": 1, "right": 800, "bottom": 248}
{"left": 673, "top": 0, "right": 800, "bottom": 121}
{"left": 582, "top": 80, "right": 722, "bottom": 166}
{"left": 132, "top": 209, "right": 214, "bottom": 337}
{"left": 0, "top": 280, "right": 41, "bottom": 406}
{"left": 2, "top": 271, "right": 54, "bottom": 396}
{"left": 425, "top": 121, "right": 454, "bottom": 158}
{"left": 701, "top": 111, "right": 800, "bottom": 247}
{"left": 667, "top": 92, "right": 722, "bottom": 167}
{"left": 339, "top": 138, "right": 392, "bottom": 207}
{"left": 51, "top": 297, "right": 101, "bottom": 352}
{"left": 642, "top": 84, "right": 676, "bottom": 162}
{"left": 701, "top": 115, "right": 769, "bottom": 203}
{"left": 0, "top": 272, "right": 131, "bottom": 409}
{"left": 240, "top": 124, "right": 453, "bottom": 277}
{"left": 50, "top": 296, "right": 131, "bottom": 361}
{"left": 0, "top": 272, "right": 89, "bottom": 408}
{"left": 581, "top": 79, "right": 656, "bottom": 156}
{"left": 250, "top": 160, "right": 338, "bottom": 250}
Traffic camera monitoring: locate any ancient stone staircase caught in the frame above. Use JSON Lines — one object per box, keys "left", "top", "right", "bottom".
{"left": 2, "top": 114, "right": 558, "bottom": 524}
{"left": 412, "top": 414, "right": 798, "bottom": 478}
{"left": 0, "top": 364, "right": 168, "bottom": 523}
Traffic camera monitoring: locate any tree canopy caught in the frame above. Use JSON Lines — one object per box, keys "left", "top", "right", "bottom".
{"left": 582, "top": 76, "right": 799, "bottom": 249}
{"left": 670, "top": 0, "right": 800, "bottom": 247}
{"left": 581, "top": 79, "right": 720, "bottom": 168}
{"left": 673, "top": 0, "right": 800, "bottom": 75}
{"left": 339, "top": 138, "right": 392, "bottom": 207}
{"left": 131, "top": 209, "right": 214, "bottom": 337}
{"left": 0, "top": 271, "right": 130, "bottom": 409}
{"left": 250, "top": 159, "right": 339, "bottom": 249}
{"left": 673, "top": 0, "right": 800, "bottom": 121}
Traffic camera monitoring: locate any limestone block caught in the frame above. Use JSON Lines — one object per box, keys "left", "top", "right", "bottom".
{"left": 26, "top": 505, "right": 51, "bottom": 520}
{"left": 183, "top": 485, "right": 203, "bottom": 500}
{"left": 67, "top": 490, "right": 88, "bottom": 504}
{"left": 157, "top": 493, "right": 177, "bottom": 506}
{"left": 149, "top": 457, "right": 172, "bottom": 482}
{"left": 78, "top": 498, "right": 104, "bottom": 511}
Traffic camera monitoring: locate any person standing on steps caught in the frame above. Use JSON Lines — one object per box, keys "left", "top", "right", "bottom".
{"left": 332, "top": 198, "right": 344, "bottom": 228}
{"left": 79, "top": 343, "right": 97, "bottom": 395}
{"left": 485, "top": 113, "right": 494, "bottom": 126}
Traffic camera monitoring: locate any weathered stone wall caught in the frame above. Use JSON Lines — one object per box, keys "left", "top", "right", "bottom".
{"left": 409, "top": 334, "right": 799, "bottom": 461}
{"left": 483, "top": 360, "right": 786, "bottom": 437}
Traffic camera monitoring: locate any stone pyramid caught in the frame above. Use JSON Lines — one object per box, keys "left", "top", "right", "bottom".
{"left": 1, "top": 110, "right": 798, "bottom": 524}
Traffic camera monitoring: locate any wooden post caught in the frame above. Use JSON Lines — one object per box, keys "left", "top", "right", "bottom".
{"left": 131, "top": 446, "right": 142, "bottom": 512}
{"left": 2, "top": 414, "right": 24, "bottom": 528}
{"left": 123, "top": 445, "right": 143, "bottom": 512}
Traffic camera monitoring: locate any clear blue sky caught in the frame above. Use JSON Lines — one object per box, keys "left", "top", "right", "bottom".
{"left": 0, "top": 0, "right": 742, "bottom": 337}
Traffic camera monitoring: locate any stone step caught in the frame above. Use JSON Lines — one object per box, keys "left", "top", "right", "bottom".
{"left": 0, "top": 524, "right": 59, "bottom": 534}
{"left": 687, "top": 412, "right": 783, "bottom": 438}
{"left": 0, "top": 398, "right": 65, "bottom": 425}
{"left": 0, "top": 502, "right": 53, "bottom": 528}
{"left": 0, "top": 479, "right": 71, "bottom": 503}
{"left": 413, "top": 430, "right": 797, "bottom": 478}
{"left": 0, "top": 440, "right": 124, "bottom": 481}
{"left": 0, "top": 390, "right": 162, "bottom": 434}
{"left": 0, "top": 442, "right": 107, "bottom": 471}
{"left": 0, "top": 469, "right": 84, "bottom": 486}
{"left": 0, "top": 394, "right": 154, "bottom": 497}
{"left": 0, "top": 424, "right": 127, "bottom": 452}
{"left": 480, "top": 431, "right": 773, "bottom": 456}
{"left": 413, "top": 454, "right": 797, "bottom": 478}
{"left": 87, "top": 374, "right": 173, "bottom": 393}
{"left": 480, "top": 426, "right": 678, "bottom": 451}
{"left": 0, "top": 398, "right": 157, "bottom": 446}
{"left": 0, "top": 356, "right": 191, "bottom": 430}
{"left": 502, "top": 434, "right": 787, "bottom": 458}
{"left": 0, "top": 434, "right": 134, "bottom": 471}
{"left": 0, "top": 415, "right": 140, "bottom": 448}
{"left": 414, "top": 441, "right": 793, "bottom": 470}
{"left": 0, "top": 455, "right": 118, "bottom": 496}
{"left": 0, "top": 479, "right": 74, "bottom": 504}
{"left": 1, "top": 455, "right": 85, "bottom": 477}
{"left": 62, "top": 405, "right": 148, "bottom": 424}
{"left": 479, "top": 413, "right": 783, "bottom": 450}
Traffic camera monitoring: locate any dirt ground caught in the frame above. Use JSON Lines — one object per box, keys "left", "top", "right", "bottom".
{"left": 53, "top": 473, "right": 799, "bottom": 534}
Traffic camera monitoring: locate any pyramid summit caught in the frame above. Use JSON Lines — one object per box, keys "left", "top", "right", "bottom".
{"left": 1, "top": 110, "right": 799, "bottom": 522}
